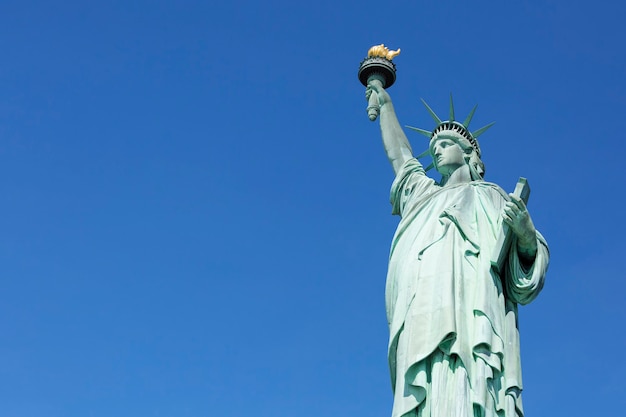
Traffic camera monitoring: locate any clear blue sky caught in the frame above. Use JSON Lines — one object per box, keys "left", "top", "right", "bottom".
{"left": 0, "top": 1, "right": 624, "bottom": 416}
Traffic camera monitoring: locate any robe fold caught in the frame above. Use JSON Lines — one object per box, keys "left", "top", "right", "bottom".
{"left": 386, "top": 159, "right": 549, "bottom": 417}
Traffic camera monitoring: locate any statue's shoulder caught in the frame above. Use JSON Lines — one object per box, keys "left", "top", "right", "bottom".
{"left": 470, "top": 181, "right": 509, "bottom": 201}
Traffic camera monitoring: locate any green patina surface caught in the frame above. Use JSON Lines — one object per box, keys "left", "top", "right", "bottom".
{"left": 364, "top": 79, "right": 549, "bottom": 417}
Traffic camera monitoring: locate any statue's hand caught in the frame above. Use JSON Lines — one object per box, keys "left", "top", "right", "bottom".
{"left": 503, "top": 194, "right": 538, "bottom": 258}
{"left": 365, "top": 79, "right": 392, "bottom": 108}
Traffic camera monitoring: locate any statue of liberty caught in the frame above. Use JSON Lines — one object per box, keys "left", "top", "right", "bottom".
{"left": 361, "top": 47, "right": 550, "bottom": 417}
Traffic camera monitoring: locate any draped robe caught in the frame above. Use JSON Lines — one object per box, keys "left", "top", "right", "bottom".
{"left": 386, "top": 159, "right": 549, "bottom": 417}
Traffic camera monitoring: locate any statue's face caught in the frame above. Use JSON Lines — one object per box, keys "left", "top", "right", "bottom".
{"left": 432, "top": 137, "right": 467, "bottom": 176}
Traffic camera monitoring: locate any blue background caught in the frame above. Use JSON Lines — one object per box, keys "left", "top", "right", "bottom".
{"left": 1, "top": 1, "right": 624, "bottom": 415}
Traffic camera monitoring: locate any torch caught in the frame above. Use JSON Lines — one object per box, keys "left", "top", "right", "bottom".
{"left": 358, "top": 44, "right": 400, "bottom": 121}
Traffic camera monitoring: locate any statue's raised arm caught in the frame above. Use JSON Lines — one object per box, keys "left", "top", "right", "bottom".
{"left": 358, "top": 45, "right": 413, "bottom": 174}
{"left": 366, "top": 82, "right": 414, "bottom": 174}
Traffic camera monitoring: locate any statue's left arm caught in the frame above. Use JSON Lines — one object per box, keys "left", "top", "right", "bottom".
{"left": 502, "top": 194, "right": 549, "bottom": 304}
{"left": 503, "top": 194, "right": 538, "bottom": 263}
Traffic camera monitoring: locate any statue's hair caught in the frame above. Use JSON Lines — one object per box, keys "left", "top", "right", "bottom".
{"left": 469, "top": 151, "right": 485, "bottom": 179}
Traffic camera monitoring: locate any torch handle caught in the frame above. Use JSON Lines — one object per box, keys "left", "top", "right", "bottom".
{"left": 367, "top": 90, "right": 380, "bottom": 121}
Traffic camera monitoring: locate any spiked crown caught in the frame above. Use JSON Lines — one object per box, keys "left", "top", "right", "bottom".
{"left": 406, "top": 95, "right": 494, "bottom": 166}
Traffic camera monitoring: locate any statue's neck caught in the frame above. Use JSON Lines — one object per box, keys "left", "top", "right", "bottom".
{"left": 441, "top": 165, "right": 471, "bottom": 187}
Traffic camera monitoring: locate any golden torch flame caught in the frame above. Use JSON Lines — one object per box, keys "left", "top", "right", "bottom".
{"left": 367, "top": 44, "right": 401, "bottom": 60}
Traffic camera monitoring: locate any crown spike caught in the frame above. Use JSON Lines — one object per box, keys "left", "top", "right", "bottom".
{"left": 424, "top": 162, "right": 435, "bottom": 172}
{"left": 406, "top": 125, "right": 433, "bottom": 138}
{"left": 421, "top": 99, "right": 442, "bottom": 124}
{"left": 449, "top": 93, "right": 455, "bottom": 121}
{"left": 416, "top": 149, "right": 431, "bottom": 159}
{"left": 472, "top": 122, "right": 495, "bottom": 138}
{"left": 463, "top": 105, "right": 478, "bottom": 128}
